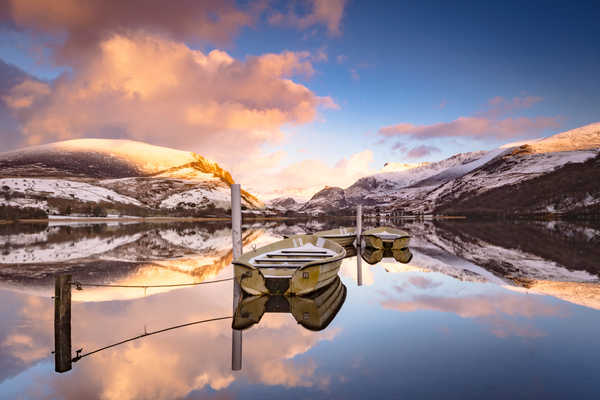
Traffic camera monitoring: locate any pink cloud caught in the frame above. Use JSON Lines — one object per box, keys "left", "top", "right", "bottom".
{"left": 239, "top": 149, "right": 375, "bottom": 200}
{"left": 1, "top": 0, "right": 262, "bottom": 62}
{"left": 392, "top": 142, "right": 407, "bottom": 152}
{"left": 268, "top": 0, "right": 347, "bottom": 36}
{"left": 379, "top": 95, "right": 560, "bottom": 141}
{"left": 483, "top": 95, "right": 544, "bottom": 118}
{"left": 381, "top": 292, "right": 564, "bottom": 338}
{"left": 406, "top": 145, "right": 441, "bottom": 158}
{"left": 2, "top": 34, "right": 333, "bottom": 167}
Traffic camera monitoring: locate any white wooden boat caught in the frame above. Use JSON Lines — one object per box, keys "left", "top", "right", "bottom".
{"left": 233, "top": 235, "right": 345, "bottom": 296}
{"left": 232, "top": 276, "right": 346, "bottom": 331}
{"left": 314, "top": 227, "right": 357, "bottom": 247}
{"left": 362, "top": 227, "right": 410, "bottom": 249}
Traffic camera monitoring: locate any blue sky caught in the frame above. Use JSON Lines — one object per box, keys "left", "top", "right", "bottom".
{"left": 0, "top": 0, "right": 598, "bottom": 197}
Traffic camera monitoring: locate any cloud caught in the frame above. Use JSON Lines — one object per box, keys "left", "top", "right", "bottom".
{"left": 336, "top": 54, "right": 348, "bottom": 64}
{"left": 381, "top": 292, "right": 564, "bottom": 338}
{"left": 406, "top": 145, "right": 440, "bottom": 159}
{"left": 485, "top": 95, "right": 543, "bottom": 118}
{"left": 392, "top": 142, "right": 407, "bottom": 152}
{"left": 406, "top": 276, "right": 442, "bottom": 289}
{"left": 239, "top": 149, "right": 375, "bottom": 200}
{"left": 1, "top": 33, "right": 336, "bottom": 167}
{"left": 379, "top": 95, "right": 560, "bottom": 141}
{"left": 0, "top": 59, "right": 36, "bottom": 149}
{"left": 268, "top": 0, "right": 347, "bottom": 36}
{"left": 1, "top": 0, "right": 263, "bottom": 62}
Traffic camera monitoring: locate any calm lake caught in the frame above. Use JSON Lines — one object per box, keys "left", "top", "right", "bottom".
{"left": 0, "top": 219, "right": 599, "bottom": 399}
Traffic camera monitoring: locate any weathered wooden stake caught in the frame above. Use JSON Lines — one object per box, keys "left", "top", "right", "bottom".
{"left": 54, "top": 274, "right": 72, "bottom": 373}
{"left": 231, "top": 184, "right": 243, "bottom": 371}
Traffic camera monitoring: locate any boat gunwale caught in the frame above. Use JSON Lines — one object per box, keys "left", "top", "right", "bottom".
{"left": 233, "top": 235, "right": 346, "bottom": 272}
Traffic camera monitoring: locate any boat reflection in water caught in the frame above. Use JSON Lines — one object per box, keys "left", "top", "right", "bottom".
{"left": 233, "top": 275, "right": 347, "bottom": 332}
{"left": 360, "top": 246, "right": 413, "bottom": 265}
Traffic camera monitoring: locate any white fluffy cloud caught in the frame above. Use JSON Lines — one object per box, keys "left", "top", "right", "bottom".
{"left": 2, "top": 33, "right": 336, "bottom": 166}
{"left": 238, "top": 149, "right": 376, "bottom": 200}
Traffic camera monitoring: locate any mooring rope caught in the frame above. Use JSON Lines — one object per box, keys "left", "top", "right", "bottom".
{"left": 72, "top": 315, "right": 233, "bottom": 362}
{"left": 70, "top": 277, "right": 234, "bottom": 289}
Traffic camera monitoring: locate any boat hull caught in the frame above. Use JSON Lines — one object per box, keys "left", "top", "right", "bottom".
{"left": 314, "top": 227, "right": 357, "bottom": 247}
{"left": 232, "top": 277, "right": 347, "bottom": 331}
{"left": 234, "top": 260, "right": 343, "bottom": 296}
{"left": 363, "top": 235, "right": 410, "bottom": 249}
{"left": 233, "top": 235, "right": 346, "bottom": 296}
{"left": 361, "top": 227, "right": 411, "bottom": 250}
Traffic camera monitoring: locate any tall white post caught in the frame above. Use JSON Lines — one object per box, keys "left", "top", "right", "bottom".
{"left": 231, "top": 184, "right": 242, "bottom": 371}
{"left": 356, "top": 205, "right": 362, "bottom": 248}
{"left": 231, "top": 184, "right": 242, "bottom": 260}
{"left": 356, "top": 250, "right": 363, "bottom": 286}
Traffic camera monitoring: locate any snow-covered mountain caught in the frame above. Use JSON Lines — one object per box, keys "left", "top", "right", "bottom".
{"left": 301, "top": 186, "right": 350, "bottom": 214}
{"left": 267, "top": 197, "right": 303, "bottom": 212}
{"left": 0, "top": 139, "right": 263, "bottom": 218}
{"left": 297, "top": 122, "right": 600, "bottom": 216}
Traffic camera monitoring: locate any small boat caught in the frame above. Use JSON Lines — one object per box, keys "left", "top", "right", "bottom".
{"left": 361, "top": 227, "right": 410, "bottom": 250}
{"left": 232, "top": 276, "right": 347, "bottom": 331}
{"left": 360, "top": 247, "right": 412, "bottom": 265}
{"left": 313, "top": 227, "right": 357, "bottom": 247}
{"left": 233, "top": 235, "right": 346, "bottom": 296}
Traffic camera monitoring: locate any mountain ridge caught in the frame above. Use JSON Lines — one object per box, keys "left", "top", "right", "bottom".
{"left": 0, "top": 138, "right": 263, "bottom": 218}
{"left": 299, "top": 122, "right": 600, "bottom": 216}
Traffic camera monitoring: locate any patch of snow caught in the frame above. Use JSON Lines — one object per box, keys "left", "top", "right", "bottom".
{"left": 0, "top": 230, "right": 49, "bottom": 246}
{"left": 380, "top": 162, "right": 429, "bottom": 173}
{"left": 0, "top": 233, "right": 143, "bottom": 264}
{"left": 159, "top": 187, "right": 230, "bottom": 209}
{"left": 159, "top": 228, "right": 232, "bottom": 251}
{"left": 2, "top": 197, "right": 48, "bottom": 210}
{"left": 0, "top": 178, "right": 142, "bottom": 205}
{"left": 529, "top": 122, "right": 600, "bottom": 153}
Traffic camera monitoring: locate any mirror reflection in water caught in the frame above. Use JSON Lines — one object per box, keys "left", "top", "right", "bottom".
{"left": 0, "top": 219, "right": 599, "bottom": 399}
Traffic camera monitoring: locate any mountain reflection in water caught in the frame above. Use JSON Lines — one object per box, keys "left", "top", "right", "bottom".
{"left": 0, "top": 219, "right": 599, "bottom": 399}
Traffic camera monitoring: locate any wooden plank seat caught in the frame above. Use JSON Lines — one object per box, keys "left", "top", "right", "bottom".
{"left": 264, "top": 253, "right": 330, "bottom": 258}
{"left": 255, "top": 258, "right": 326, "bottom": 263}
{"left": 248, "top": 242, "right": 339, "bottom": 269}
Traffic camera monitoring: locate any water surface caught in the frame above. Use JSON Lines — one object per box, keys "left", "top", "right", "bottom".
{"left": 0, "top": 219, "right": 599, "bottom": 399}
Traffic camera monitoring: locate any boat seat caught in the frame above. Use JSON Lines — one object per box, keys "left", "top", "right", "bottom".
{"left": 249, "top": 243, "right": 337, "bottom": 268}
{"left": 253, "top": 264, "right": 304, "bottom": 268}
{"left": 255, "top": 258, "right": 326, "bottom": 262}
{"left": 265, "top": 253, "right": 330, "bottom": 258}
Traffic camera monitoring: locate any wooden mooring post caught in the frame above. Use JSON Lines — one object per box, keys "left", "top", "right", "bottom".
{"left": 356, "top": 205, "right": 362, "bottom": 248}
{"left": 54, "top": 274, "right": 72, "bottom": 373}
{"left": 231, "top": 184, "right": 243, "bottom": 371}
{"left": 356, "top": 205, "right": 363, "bottom": 286}
{"left": 356, "top": 250, "right": 363, "bottom": 286}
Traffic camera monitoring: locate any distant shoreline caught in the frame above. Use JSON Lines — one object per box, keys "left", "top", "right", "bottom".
{"left": 0, "top": 215, "right": 468, "bottom": 224}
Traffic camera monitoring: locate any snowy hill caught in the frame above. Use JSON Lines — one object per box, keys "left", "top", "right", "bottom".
{"left": 380, "top": 161, "right": 429, "bottom": 173}
{"left": 529, "top": 122, "right": 600, "bottom": 153}
{"left": 301, "top": 186, "right": 349, "bottom": 215}
{"left": 268, "top": 197, "right": 303, "bottom": 212}
{"left": 291, "top": 122, "right": 600, "bottom": 216}
{"left": 0, "top": 139, "right": 263, "bottom": 218}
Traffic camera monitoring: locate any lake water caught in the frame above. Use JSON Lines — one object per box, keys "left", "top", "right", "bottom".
{"left": 0, "top": 219, "right": 599, "bottom": 399}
